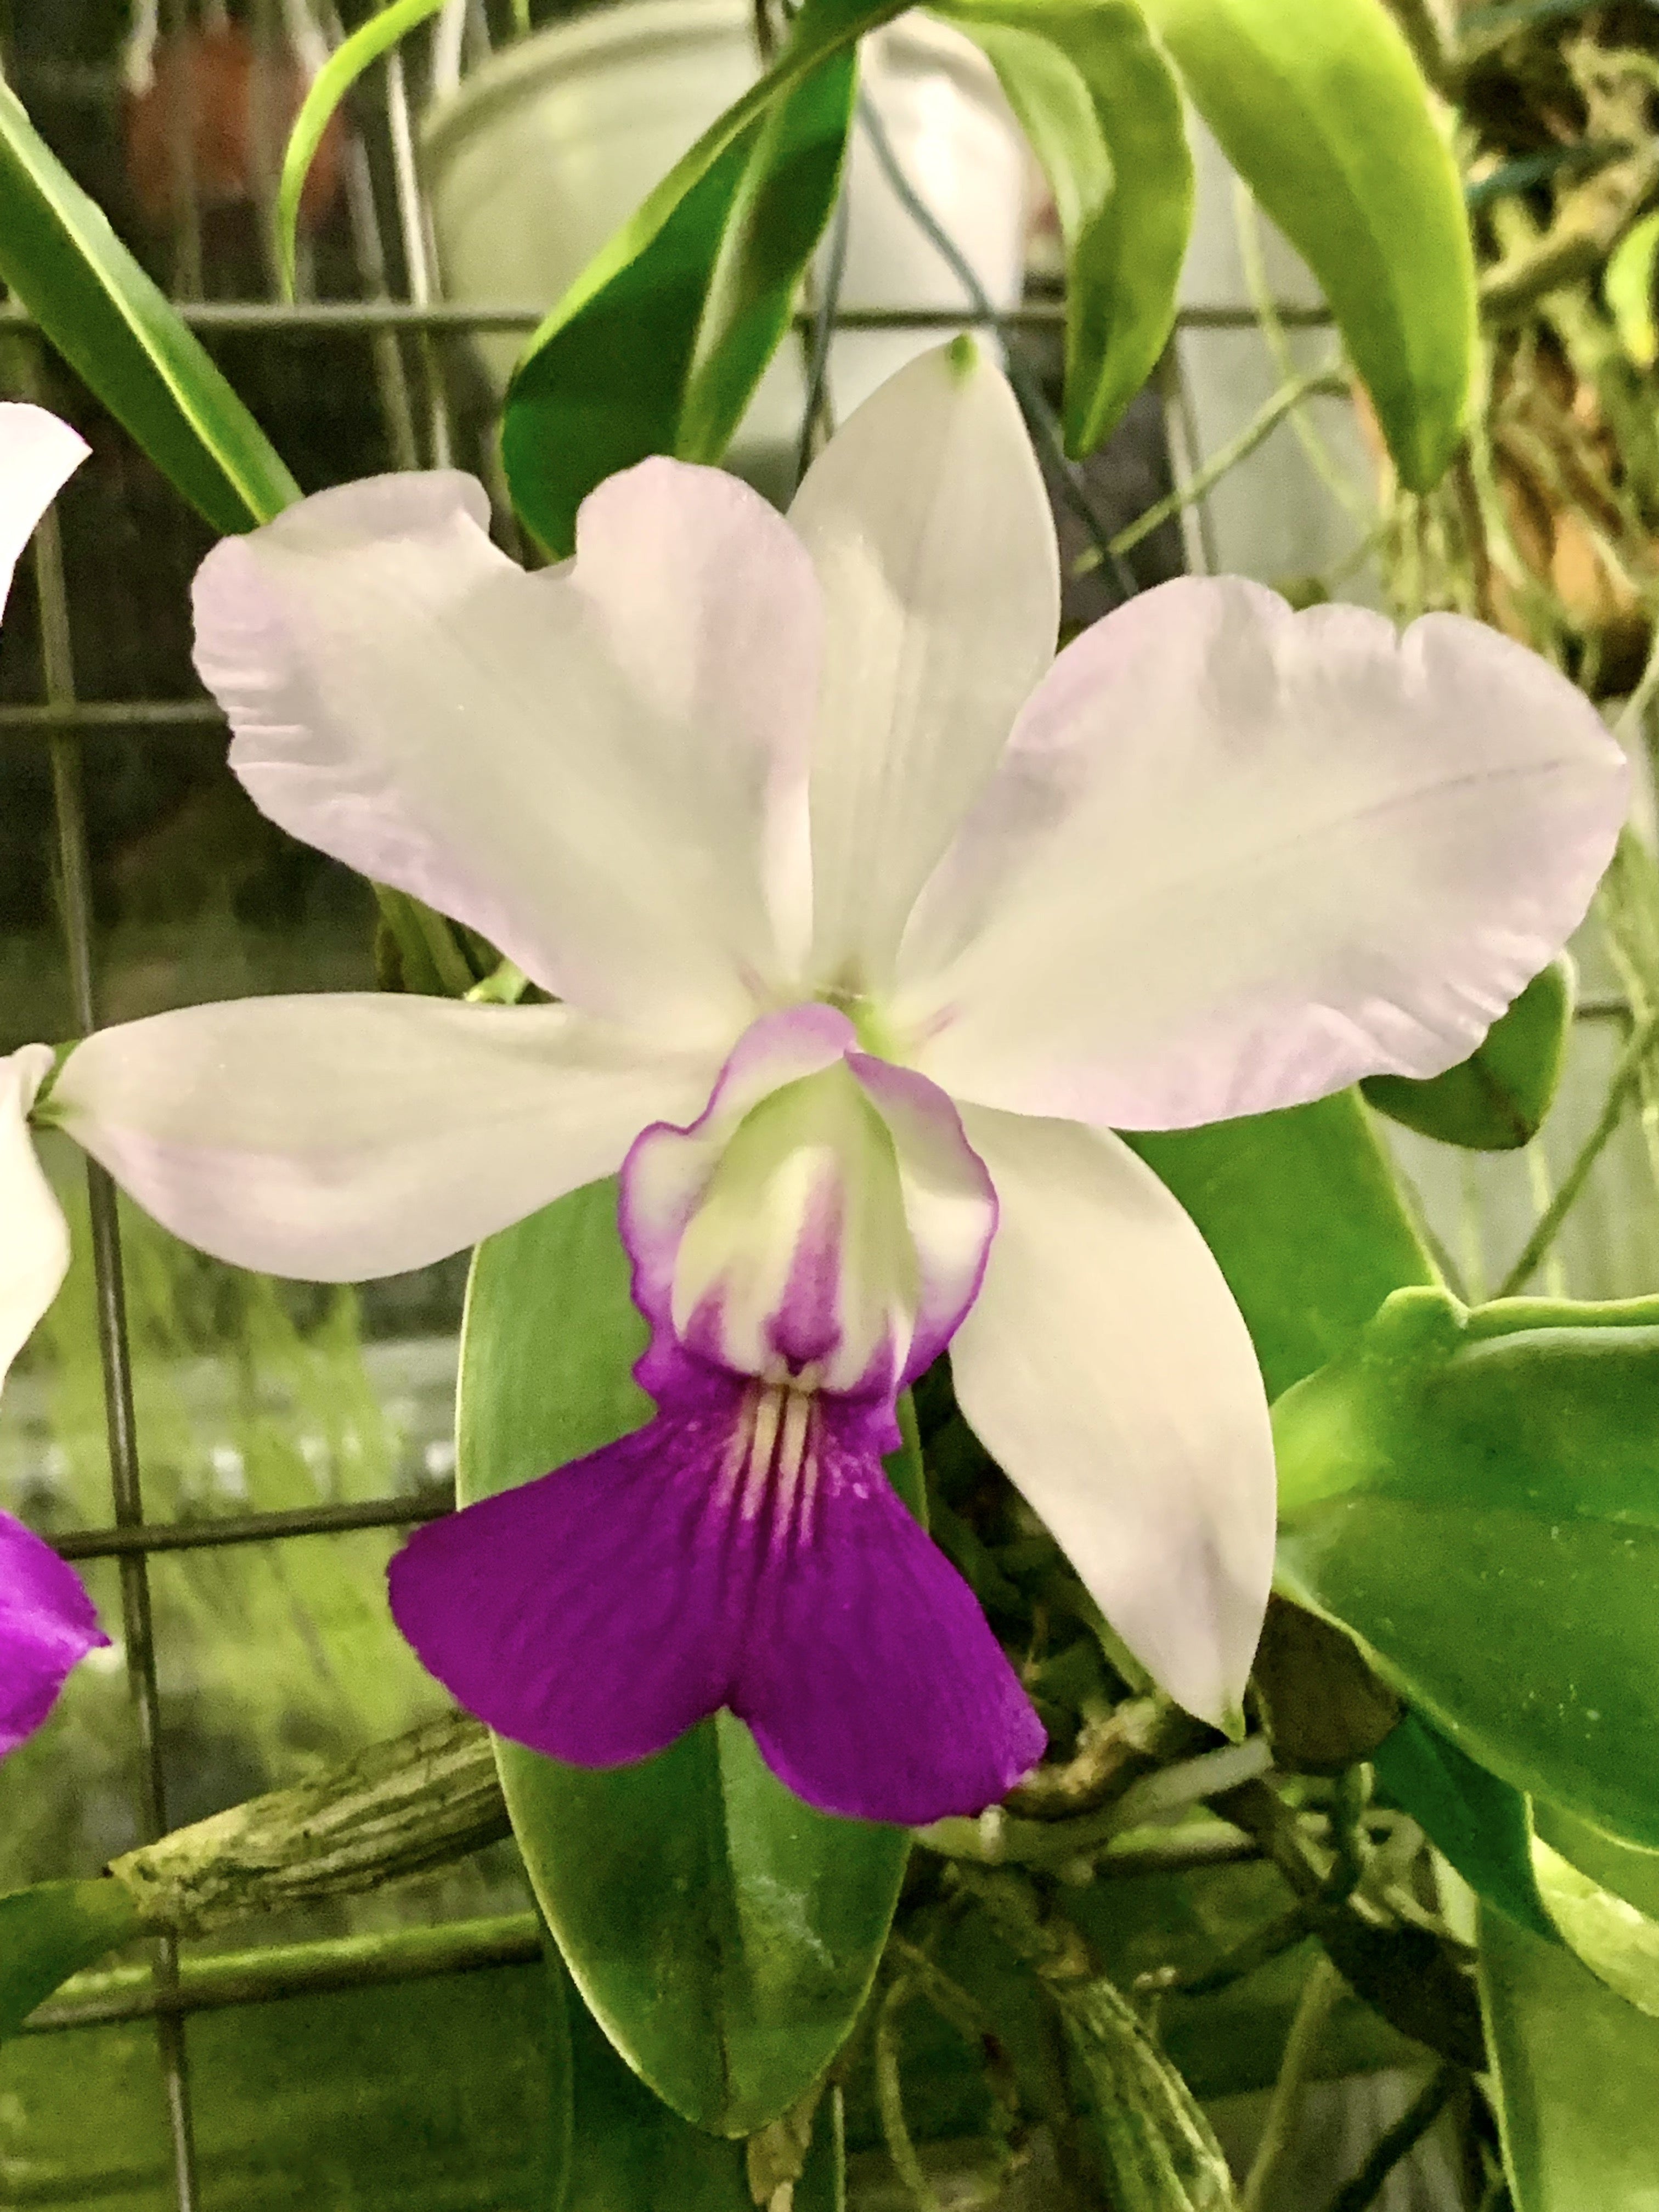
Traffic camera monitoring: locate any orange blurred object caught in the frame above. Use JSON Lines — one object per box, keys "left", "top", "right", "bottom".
{"left": 124, "top": 24, "right": 343, "bottom": 232}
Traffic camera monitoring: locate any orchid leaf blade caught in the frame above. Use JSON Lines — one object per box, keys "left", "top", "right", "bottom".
{"left": 1480, "top": 1907, "right": 1659, "bottom": 2209}
{"left": 0, "top": 76, "right": 296, "bottom": 532}
{"left": 276, "top": 0, "right": 446, "bottom": 300}
{"left": 0, "top": 1878, "right": 140, "bottom": 2042}
{"left": 938, "top": 0, "right": 1192, "bottom": 454}
{"left": 458, "top": 1177, "right": 914, "bottom": 2135}
{"left": 501, "top": 2, "right": 890, "bottom": 555}
{"left": 561, "top": 1950, "right": 751, "bottom": 2207}
{"left": 1362, "top": 958, "right": 1573, "bottom": 1151}
{"left": 1274, "top": 1286, "right": 1659, "bottom": 1847}
{"left": 1139, "top": 0, "right": 1475, "bottom": 491}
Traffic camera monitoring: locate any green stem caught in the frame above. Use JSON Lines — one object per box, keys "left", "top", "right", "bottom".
{"left": 873, "top": 1979, "right": 944, "bottom": 2212}
{"left": 1075, "top": 368, "right": 1350, "bottom": 575}
{"left": 1240, "top": 1954, "right": 1345, "bottom": 2212}
{"left": 1497, "top": 1002, "right": 1659, "bottom": 1294}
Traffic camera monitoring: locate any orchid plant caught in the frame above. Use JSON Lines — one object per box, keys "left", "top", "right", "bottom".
{"left": 8, "top": 0, "right": 1659, "bottom": 2199}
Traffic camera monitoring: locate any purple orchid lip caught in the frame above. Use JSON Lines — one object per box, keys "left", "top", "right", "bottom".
{"left": 388, "top": 1362, "right": 1043, "bottom": 1826}
{"left": 0, "top": 1512, "right": 109, "bottom": 1759}
{"left": 388, "top": 1001, "right": 1034, "bottom": 1822}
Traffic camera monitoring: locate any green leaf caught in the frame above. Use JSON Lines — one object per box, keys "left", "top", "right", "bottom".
{"left": 1362, "top": 958, "right": 1573, "bottom": 1151}
{"left": 503, "top": 0, "right": 1197, "bottom": 548}
{"left": 502, "top": 2, "right": 886, "bottom": 554}
{"left": 1530, "top": 1832, "right": 1659, "bottom": 2020}
{"left": 1480, "top": 1907, "right": 1659, "bottom": 2209}
{"left": 0, "top": 76, "right": 297, "bottom": 532}
{"left": 1373, "top": 1711, "right": 1558, "bottom": 1942}
{"left": 1274, "top": 1285, "right": 1659, "bottom": 1846}
{"left": 1536, "top": 1800, "right": 1659, "bottom": 1921}
{"left": 0, "top": 1878, "right": 140, "bottom": 2041}
{"left": 562, "top": 1950, "right": 751, "bottom": 2211}
{"left": 1139, "top": 0, "right": 1475, "bottom": 491}
{"left": 276, "top": 0, "right": 447, "bottom": 299}
{"left": 937, "top": 0, "right": 1193, "bottom": 453}
{"left": 458, "top": 1177, "right": 915, "bottom": 2134}
{"left": 1605, "top": 207, "right": 1659, "bottom": 371}
{"left": 1125, "top": 1091, "right": 1434, "bottom": 1401}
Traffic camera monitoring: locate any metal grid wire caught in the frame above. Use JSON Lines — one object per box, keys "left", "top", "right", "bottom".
{"left": 0, "top": 8, "right": 1363, "bottom": 2207}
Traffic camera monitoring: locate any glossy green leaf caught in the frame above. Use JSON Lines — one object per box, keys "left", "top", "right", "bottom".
{"left": 458, "top": 1177, "right": 915, "bottom": 2134}
{"left": 560, "top": 1949, "right": 750, "bottom": 2212}
{"left": 1139, "top": 0, "right": 1475, "bottom": 490}
{"left": 503, "top": 0, "right": 1197, "bottom": 548}
{"left": 0, "top": 76, "right": 296, "bottom": 532}
{"left": 1126, "top": 1091, "right": 1434, "bottom": 1401}
{"left": 1481, "top": 1907, "right": 1659, "bottom": 2210}
{"left": 938, "top": 0, "right": 1193, "bottom": 453}
{"left": 1536, "top": 1801, "right": 1659, "bottom": 1921}
{"left": 1274, "top": 1285, "right": 1659, "bottom": 1845}
{"left": 502, "top": 2, "right": 885, "bottom": 554}
{"left": 1605, "top": 207, "right": 1659, "bottom": 370}
{"left": 1531, "top": 1834, "right": 1659, "bottom": 2019}
{"left": 0, "top": 1878, "right": 140, "bottom": 2041}
{"left": 1362, "top": 958, "right": 1573, "bottom": 1151}
{"left": 277, "top": 0, "right": 447, "bottom": 298}
{"left": 1373, "top": 1711, "right": 1557, "bottom": 1942}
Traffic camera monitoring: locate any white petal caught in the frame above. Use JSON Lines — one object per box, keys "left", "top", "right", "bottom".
{"left": 949, "top": 1105, "right": 1275, "bottom": 1729}
{"left": 1, "top": 1047, "right": 71, "bottom": 1399}
{"left": 192, "top": 463, "right": 819, "bottom": 1043}
{"left": 902, "top": 581, "right": 1630, "bottom": 1127}
{"left": 49, "top": 996, "right": 715, "bottom": 1280}
{"left": 791, "top": 341, "right": 1058, "bottom": 989}
{"left": 1, "top": 403, "right": 88, "bottom": 620}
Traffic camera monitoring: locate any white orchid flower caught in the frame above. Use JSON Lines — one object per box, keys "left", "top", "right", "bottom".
{"left": 1, "top": 400, "right": 111, "bottom": 1751}
{"left": 22, "top": 346, "right": 1626, "bottom": 1821}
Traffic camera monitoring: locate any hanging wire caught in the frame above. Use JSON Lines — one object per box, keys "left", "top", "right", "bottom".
{"left": 793, "top": 177, "right": 853, "bottom": 493}
{"left": 853, "top": 89, "right": 1142, "bottom": 605}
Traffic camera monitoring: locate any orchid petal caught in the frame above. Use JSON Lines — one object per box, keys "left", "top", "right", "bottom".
{"left": 620, "top": 1010, "right": 997, "bottom": 1403}
{"left": 192, "top": 464, "right": 819, "bottom": 1042}
{"left": 949, "top": 1105, "right": 1275, "bottom": 1731}
{"left": 388, "top": 1373, "right": 1041, "bottom": 1824}
{"left": 847, "top": 1054, "right": 997, "bottom": 1387}
{"left": 50, "top": 995, "right": 714, "bottom": 1281}
{"left": 620, "top": 1003, "right": 859, "bottom": 1394}
{"left": 902, "top": 581, "right": 1629, "bottom": 1128}
{"left": 791, "top": 342, "right": 1058, "bottom": 991}
{"left": 1, "top": 1513, "right": 108, "bottom": 1757}
{"left": 0, "top": 402, "right": 87, "bottom": 620}
{"left": 1, "top": 1047, "right": 71, "bottom": 1400}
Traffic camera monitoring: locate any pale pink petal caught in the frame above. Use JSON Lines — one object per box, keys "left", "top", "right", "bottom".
{"left": 901, "top": 580, "right": 1629, "bottom": 1127}
{"left": 791, "top": 341, "right": 1058, "bottom": 991}
{"left": 0, "top": 402, "right": 87, "bottom": 620}
{"left": 192, "top": 464, "right": 819, "bottom": 1045}
{"left": 49, "top": 995, "right": 715, "bottom": 1280}
{"left": 1, "top": 1047, "right": 70, "bottom": 1398}
{"left": 949, "top": 1105, "right": 1276, "bottom": 1730}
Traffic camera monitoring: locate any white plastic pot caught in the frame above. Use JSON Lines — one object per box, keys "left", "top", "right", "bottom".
{"left": 421, "top": 0, "right": 1029, "bottom": 496}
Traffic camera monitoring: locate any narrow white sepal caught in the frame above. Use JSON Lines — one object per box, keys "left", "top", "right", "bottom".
{"left": 1, "top": 1047, "right": 71, "bottom": 1401}
{"left": 948, "top": 1105, "right": 1276, "bottom": 1728}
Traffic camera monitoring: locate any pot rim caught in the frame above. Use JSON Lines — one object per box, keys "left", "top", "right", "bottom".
{"left": 421, "top": 0, "right": 1006, "bottom": 171}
